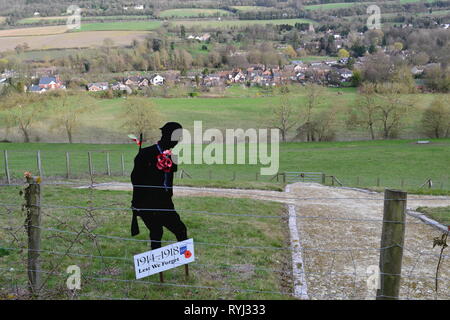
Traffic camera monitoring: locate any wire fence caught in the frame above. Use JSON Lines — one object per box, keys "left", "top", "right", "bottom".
{"left": 0, "top": 178, "right": 449, "bottom": 300}
{"left": 1, "top": 149, "right": 449, "bottom": 191}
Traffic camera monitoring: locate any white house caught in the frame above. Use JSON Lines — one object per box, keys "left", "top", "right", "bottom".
{"left": 150, "top": 74, "right": 164, "bottom": 85}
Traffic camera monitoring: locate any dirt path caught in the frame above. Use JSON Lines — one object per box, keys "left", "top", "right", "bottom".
{"left": 86, "top": 182, "right": 450, "bottom": 300}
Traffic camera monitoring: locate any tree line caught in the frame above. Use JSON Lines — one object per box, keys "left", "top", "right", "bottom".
{"left": 270, "top": 83, "right": 450, "bottom": 142}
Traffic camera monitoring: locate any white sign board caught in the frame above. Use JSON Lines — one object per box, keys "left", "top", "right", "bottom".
{"left": 133, "top": 238, "right": 195, "bottom": 279}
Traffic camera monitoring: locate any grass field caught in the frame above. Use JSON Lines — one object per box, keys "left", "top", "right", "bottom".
{"left": 416, "top": 206, "right": 450, "bottom": 225}
{"left": 0, "top": 30, "right": 151, "bottom": 52}
{"left": 158, "top": 8, "right": 232, "bottom": 18}
{"left": 1, "top": 86, "right": 448, "bottom": 141}
{"left": 0, "top": 25, "right": 68, "bottom": 37}
{"left": 169, "top": 18, "right": 317, "bottom": 29}
{"left": 0, "top": 185, "right": 290, "bottom": 299}
{"left": 304, "top": 2, "right": 360, "bottom": 10}
{"left": 231, "top": 6, "right": 275, "bottom": 12}
{"left": 1, "top": 138, "right": 449, "bottom": 193}
{"left": 78, "top": 21, "right": 161, "bottom": 32}
{"left": 17, "top": 15, "right": 154, "bottom": 25}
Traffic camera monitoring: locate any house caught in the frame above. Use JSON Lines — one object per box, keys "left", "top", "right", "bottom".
{"left": 202, "top": 74, "right": 221, "bottom": 87}
{"left": 111, "top": 82, "right": 132, "bottom": 94}
{"left": 28, "top": 85, "right": 47, "bottom": 94}
{"left": 338, "top": 57, "right": 349, "bottom": 65}
{"left": 411, "top": 66, "right": 424, "bottom": 76}
{"left": 197, "top": 33, "right": 211, "bottom": 42}
{"left": 230, "top": 70, "right": 246, "bottom": 83}
{"left": 87, "top": 82, "right": 109, "bottom": 92}
{"left": 138, "top": 78, "right": 150, "bottom": 88}
{"left": 324, "top": 60, "right": 339, "bottom": 66}
{"left": 149, "top": 74, "right": 164, "bottom": 85}
{"left": 327, "top": 68, "right": 353, "bottom": 84}
{"left": 134, "top": 5, "right": 144, "bottom": 10}
{"left": 336, "top": 68, "right": 353, "bottom": 81}
{"left": 39, "top": 76, "right": 64, "bottom": 90}
{"left": 124, "top": 76, "right": 143, "bottom": 87}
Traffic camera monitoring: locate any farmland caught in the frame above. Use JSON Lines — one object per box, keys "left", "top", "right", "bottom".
{"left": 0, "top": 25, "right": 68, "bottom": 37}
{"left": 304, "top": 2, "right": 366, "bottom": 11}
{"left": 78, "top": 21, "right": 162, "bottom": 32}
{"left": 16, "top": 15, "right": 154, "bottom": 25}
{"left": 158, "top": 8, "right": 232, "bottom": 18}
{"left": 168, "top": 18, "right": 318, "bottom": 28}
{"left": 231, "top": 6, "right": 275, "bottom": 12}
{"left": 0, "top": 30, "right": 151, "bottom": 51}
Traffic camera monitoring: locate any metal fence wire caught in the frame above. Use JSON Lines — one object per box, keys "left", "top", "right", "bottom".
{"left": 0, "top": 178, "right": 449, "bottom": 300}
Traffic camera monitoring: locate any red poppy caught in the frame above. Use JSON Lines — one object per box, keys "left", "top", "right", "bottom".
{"left": 156, "top": 154, "right": 173, "bottom": 172}
{"left": 184, "top": 250, "right": 192, "bottom": 259}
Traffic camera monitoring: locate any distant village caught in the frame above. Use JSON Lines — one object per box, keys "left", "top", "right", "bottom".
{"left": 0, "top": 26, "right": 445, "bottom": 94}
{"left": 0, "top": 57, "right": 360, "bottom": 94}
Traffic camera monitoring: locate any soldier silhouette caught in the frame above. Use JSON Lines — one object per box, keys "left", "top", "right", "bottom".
{"left": 130, "top": 122, "right": 187, "bottom": 250}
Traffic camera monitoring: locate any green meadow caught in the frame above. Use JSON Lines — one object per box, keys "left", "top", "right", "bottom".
{"left": 1, "top": 138, "right": 449, "bottom": 193}
{"left": 158, "top": 8, "right": 232, "bottom": 18}
{"left": 231, "top": 6, "right": 275, "bottom": 12}
{"left": 78, "top": 21, "right": 162, "bottom": 32}
{"left": 304, "top": 2, "right": 363, "bottom": 10}
{"left": 17, "top": 15, "right": 154, "bottom": 25}
{"left": 169, "top": 18, "right": 317, "bottom": 29}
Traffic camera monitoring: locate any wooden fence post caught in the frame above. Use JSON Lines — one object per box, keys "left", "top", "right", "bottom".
{"left": 65, "top": 152, "right": 70, "bottom": 179}
{"left": 377, "top": 177, "right": 380, "bottom": 187}
{"left": 282, "top": 173, "right": 286, "bottom": 183}
{"left": 255, "top": 172, "right": 259, "bottom": 181}
{"left": 36, "top": 150, "right": 43, "bottom": 178}
{"left": 121, "top": 153, "right": 125, "bottom": 176}
{"left": 88, "top": 152, "right": 93, "bottom": 177}
{"left": 376, "top": 189, "right": 407, "bottom": 300}
{"left": 208, "top": 170, "right": 212, "bottom": 180}
{"left": 4, "top": 150, "right": 11, "bottom": 184}
{"left": 321, "top": 173, "right": 326, "bottom": 185}
{"left": 106, "top": 152, "right": 111, "bottom": 176}
{"left": 24, "top": 175, "right": 42, "bottom": 297}
{"left": 231, "top": 171, "right": 236, "bottom": 181}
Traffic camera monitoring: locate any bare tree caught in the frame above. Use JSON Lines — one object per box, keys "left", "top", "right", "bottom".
{"left": 0, "top": 92, "right": 45, "bottom": 142}
{"left": 374, "top": 82, "right": 414, "bottom": 139}
{"left": 49, "top": 92, "right": 98, "bottom": 143}
{"left": 421, "top": 96, "right": 450, "bottom": 138}
{"left": 297, "top": 83, "right": 326, "bottom": 142}
{"left": 119, "top": 97, "right": 164, "bottom": 143}
{"left": 269, "top": 90, "right": 297, "bottom": 142}
{"left": 347, "top": 82, "right": 378, "bottom": 140}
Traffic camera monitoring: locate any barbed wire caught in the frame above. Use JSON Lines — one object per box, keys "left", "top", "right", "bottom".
{"left": 1, "top": 179, "right": 449, "bottom": 300}
{"left": 0, "top": 266, "right": 290, "bottom": 297}
{"left": 0, "top": 201, "right": 447, "bottom": 227}
{"left": 1, "top": 182, "right": 450, "bottom": 203}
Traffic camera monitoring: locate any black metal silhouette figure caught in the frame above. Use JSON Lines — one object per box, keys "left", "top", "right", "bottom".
{"left": 130, "top": 122, "right": 187, "bottom": 250}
